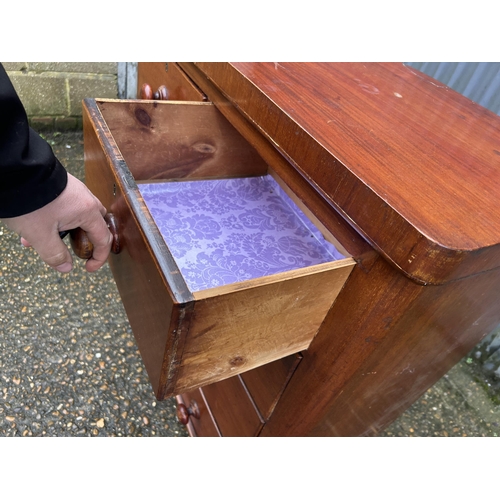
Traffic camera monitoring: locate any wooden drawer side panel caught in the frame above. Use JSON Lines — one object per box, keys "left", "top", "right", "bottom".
{"left": 84, "top": 100, "right": 194, "bottom": 303}
{"left": 83, "top": 103, "right": 194, "bottom": 398}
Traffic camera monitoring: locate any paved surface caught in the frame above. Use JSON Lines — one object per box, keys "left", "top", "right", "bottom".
{"left": 0, "top": 132, "right": 187, "bottom": 437}
{"left": 1, "top": 131, "right": 499, "bottom": 437}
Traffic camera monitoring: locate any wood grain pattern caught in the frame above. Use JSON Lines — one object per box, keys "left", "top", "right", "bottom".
{"left": 83, "top": 97, "right": 355, "bottom": 401}
{"left": 179, "top": 63, "right": 379, "bottom": 274}
{"left": 191, "top": 62, "right": 500, "bottom": 285}
{"left": 83, "top": 101, "right": 193, "bottom": 397}
{"left": 83, "top": 99, "right": 193, "bottom": 303}
{"left": 172, "top": 260, "right": 354, "bottom": 395}
{"left": 98, "top": 99, "right": 268, "bottom": 181}
{"left": 202, "top": 375, "right": 264, "bottom": 437}
{"left": 261, "top": 255, "right": 500, "bottom": 436}
{"left": 169, "top": 62, "right": 500, "bottom": 436}
{"left": 240, "top": 353, "right": 301, "bottom": 420}
{"left": 137, "top": 62, "right": 206, "bottom": 101}
{"left": 69, "top": 213, "right": 120, "bottom": 260}
{"left": 175, "top": 390, "right": 221, "bottom": 437}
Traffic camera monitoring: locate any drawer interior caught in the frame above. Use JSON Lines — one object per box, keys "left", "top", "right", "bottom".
{"left": 86, "top": 99, "right": 355, "bottom": 399}
{"left": 99, "top": 99, "right": 268, "bottom": 181}
{"left": 137, "top": 174, "right": 346, "bottom": 293}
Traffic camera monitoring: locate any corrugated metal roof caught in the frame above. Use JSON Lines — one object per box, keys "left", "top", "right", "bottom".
{"left": 405, "top": 62, "right": 500, "bottom": 116}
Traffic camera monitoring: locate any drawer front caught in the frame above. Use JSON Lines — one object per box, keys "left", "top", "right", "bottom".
{"left": 176, "top": 390, "right": 220, "bottom": 437}
{"left": 179, "top": 356, "right": 301, "bottom": 436}
{"left": 83, "top": 97, "right": 355, "bottom": 401}
{"left": 202, "top": 376, "right": 264, "bottom": 437}
{"left": 137, "top": 62, "right": 206, "bottom": 101}
{"left": 240, "top": 353, "right": 302, "bottom": 420}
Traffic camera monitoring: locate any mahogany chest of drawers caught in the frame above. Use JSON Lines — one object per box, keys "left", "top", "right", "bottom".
{"left": 81, "top": 63, "right": 500, "bottom": 436}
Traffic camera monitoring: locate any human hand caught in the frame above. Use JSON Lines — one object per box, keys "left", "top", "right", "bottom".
{"left": 2, "top": 173, "right": 112, "bottom": 273}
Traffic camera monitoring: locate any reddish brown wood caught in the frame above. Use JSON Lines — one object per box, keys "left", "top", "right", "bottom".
{"left": 176, "top": 400, "right": 200, "bottom": 425}
{"left": 137, "top": 62, "right": 206, "bottom": 101}
{"left": 171, "top": 62, "right": 500, "bottom": 437}
{"left": 262, "top": 257, "right": 500, "bottom": 436}
{"left": 202, "top": 375, "right": 264, "bottom": 437}
{"left": 154, "top": 85, "right": 169, "bottom": 100}
{"left": 69, "top": 213, "right": 120, "bottom": 259}
{"left": 139, "top": 83, "right": 153, "bottom": 100}
{"left": 178, "top": 63, "right": 375, "bottom": 270}
{"left": 83, "top": 101, "right": 195, "bottom": 399}
{"left": 240, "top": 353, "right": 301, "bottom": 420}
{"left": 83, "top": 97, "right": 354, "bottom": 402}
{"left": 139, "top": 82, "right": 168, "bottom": 100}
{"left": 69, "top": 227, "right": 94, "bottom": 260}
{"left": 176, "top": 404, "right": 190, "bottom": 425}
{"left": 189, "top": 63, "right": 500, "bottom": 285}
{"left": 175, "top": 261, "right": 353, "bottom": 395}
{"left": 176, "top": 391, "right": 220, "bottom": 436}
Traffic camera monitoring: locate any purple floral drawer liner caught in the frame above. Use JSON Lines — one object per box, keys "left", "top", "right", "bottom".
{"left": 138, "top": 175, "right": 345, "bottom": 292}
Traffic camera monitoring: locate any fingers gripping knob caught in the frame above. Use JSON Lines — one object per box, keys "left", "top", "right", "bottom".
{"left": 67, "top": 213, "right": 120, "bottom": 260}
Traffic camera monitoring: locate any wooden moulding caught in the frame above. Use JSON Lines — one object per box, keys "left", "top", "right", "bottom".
{"left": 83, "top": 98, "right": 355, "bottom": 399}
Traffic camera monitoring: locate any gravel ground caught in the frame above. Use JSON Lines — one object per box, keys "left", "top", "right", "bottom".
{"left": 1, "top": 131, "right": 498, "bottom": 438}
{"left": 0, "top": 131, "right": 188, "bottom": 437}
{"left": 381, "top": 357, "right": 500, "bottom": 437}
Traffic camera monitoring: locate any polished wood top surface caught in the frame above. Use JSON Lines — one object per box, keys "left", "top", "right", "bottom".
{"left": 192, "top": 63, "right": 500, "bottom": 283}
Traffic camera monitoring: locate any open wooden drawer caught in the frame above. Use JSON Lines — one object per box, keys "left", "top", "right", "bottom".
{"left": 82, "top": 98, "right": 355, "bottom": 400}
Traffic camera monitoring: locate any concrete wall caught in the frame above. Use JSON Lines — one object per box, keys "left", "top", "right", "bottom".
{"left": 3, "top": 62, "right": 118, "bottom": 131}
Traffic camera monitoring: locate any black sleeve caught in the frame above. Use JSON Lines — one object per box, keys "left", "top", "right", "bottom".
{"left": 0, "top": 63, "right": 68, "bottom": 218}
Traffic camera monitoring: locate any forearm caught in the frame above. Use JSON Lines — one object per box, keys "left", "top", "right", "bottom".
{"left": 0, "top": 63, "right": 67, "bottom": 218}
{"left": 0, "top": 64, "right": 112, "bottom": 273}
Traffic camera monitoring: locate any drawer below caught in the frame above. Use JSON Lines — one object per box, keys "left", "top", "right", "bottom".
{"left": 241, "top": 353, "right": 302, "bottom": 420}
{"left": 178, "top": 355, "right": 301, "bottom": 436}
{"left": 202, "top": 375, "right": 264, "bottom": 437}
{"left": 137, "top": 62, "right": 206, "bottom": 101}
{"left": 176, "top": 389, "right": 220, "bottom": 437}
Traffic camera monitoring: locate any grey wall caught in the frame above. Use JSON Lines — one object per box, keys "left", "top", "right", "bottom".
{"left": 4, "top": 62, "right": 118, "bottom": 130}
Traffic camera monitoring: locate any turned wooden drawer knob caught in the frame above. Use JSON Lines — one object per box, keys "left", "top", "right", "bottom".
{"left": 69, "top": 213, "right": 120, "bottom": 260}
{"left": 140, "top": 83, "right": 169, "bottom": 100}
{"left": 176, "top": 400, "right": 200, "bottom": 425}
